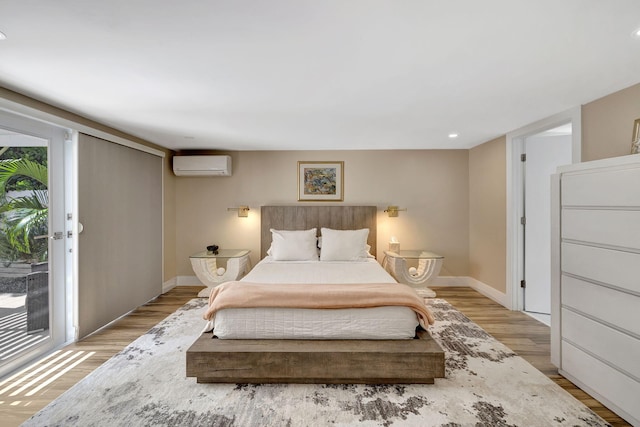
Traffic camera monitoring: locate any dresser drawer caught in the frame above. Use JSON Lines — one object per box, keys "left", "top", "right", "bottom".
{"left": 562, "top": 210, "right": 640, "bottom": 251}
{"left": 562, "top": 166, "right": 640, "bottom": 207}
{"left": 561, "top": 342, "right": 640, "bottom": 425}
{"left": 562, "top": 275, "right": 640, "bottom": 336}
{"left": 561, "top": 243, "right": 640, "bottom": 294}
{"left": 561, "top": 308, "right": 640, "bottom": 380}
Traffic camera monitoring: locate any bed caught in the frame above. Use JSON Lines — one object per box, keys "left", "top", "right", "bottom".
{"left": 186, "top": 205, "right": 445, "bottom": 384}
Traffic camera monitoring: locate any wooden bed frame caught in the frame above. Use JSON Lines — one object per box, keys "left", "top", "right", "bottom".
{"left": 186, "top": 205, "right": 445, "bottom": 384}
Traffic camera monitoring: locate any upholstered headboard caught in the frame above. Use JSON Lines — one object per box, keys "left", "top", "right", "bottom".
{"left": 261, "top": 206, "right": 377, "bottom": 259}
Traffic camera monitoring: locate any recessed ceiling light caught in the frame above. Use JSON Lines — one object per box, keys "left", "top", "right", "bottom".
{"left": 632, "top": 27, "right": 640, "bottom": 37}
{"left": 448, "top": 133, "right": 458, "bottom": 139}
{"left": 0, "top": 31, "right": 6, "bottom": 40}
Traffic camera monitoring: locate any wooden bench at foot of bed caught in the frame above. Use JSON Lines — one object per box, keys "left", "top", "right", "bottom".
{"left": 186, "top": 330, "right": 445, "bottom": 384}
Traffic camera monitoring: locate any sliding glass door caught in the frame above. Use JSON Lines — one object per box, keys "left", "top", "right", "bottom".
{"left": 0, "top": 110, "right": 68, "bottom": 378}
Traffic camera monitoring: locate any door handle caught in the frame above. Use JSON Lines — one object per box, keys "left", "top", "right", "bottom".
{"left": 34, "top": 232, "right": 64, "bottom": 240}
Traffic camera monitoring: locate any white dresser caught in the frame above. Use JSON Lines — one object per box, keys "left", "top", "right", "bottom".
{"left": 551, "top": 154, "right": 640, "bottom": 426}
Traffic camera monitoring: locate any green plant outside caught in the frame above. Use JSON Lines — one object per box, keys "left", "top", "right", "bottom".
{"left": 0, "top": 153, "right": 49, "bottom": 264}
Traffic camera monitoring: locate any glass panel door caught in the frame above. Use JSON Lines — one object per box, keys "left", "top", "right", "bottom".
{"left": 0, "top": 111, "right": 67, "bottom": 378}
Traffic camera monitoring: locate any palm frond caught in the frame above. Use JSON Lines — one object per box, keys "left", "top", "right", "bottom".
{"left": 0, "top": 158, "right": 49, "bottom": 261}
{"left": 0, "top": 158, "right": 48, "bottom": 196}
{"left": 0, "top": 193, "right": 47, "bottom": 214}
{"left": 0, "top": 194, "right": 48, "bottom": 255}
{"left": 3, "top": 208, "right": 47, "bottom": 253}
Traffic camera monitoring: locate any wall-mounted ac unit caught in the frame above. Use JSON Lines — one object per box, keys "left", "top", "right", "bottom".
{"left": 173, "top": 155, "right": 232, "bottom": 176}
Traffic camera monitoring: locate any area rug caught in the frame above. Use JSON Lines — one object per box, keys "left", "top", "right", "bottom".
{"left": 22, "top": 299, "right": 608, "bottom": 427}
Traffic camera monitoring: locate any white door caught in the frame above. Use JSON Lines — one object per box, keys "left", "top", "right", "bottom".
{"left": 0, "top": 110, "right": 68, "bottom": 378}
{"left": 523, "top": 131, "right": 572, "bottom": 314}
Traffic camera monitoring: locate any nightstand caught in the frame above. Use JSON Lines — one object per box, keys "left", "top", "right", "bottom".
{"left": 382, "top": 250, "right": 444, "bottom": 297}
{"left": 190, "top": 249, "right": 251, "bottom": 297}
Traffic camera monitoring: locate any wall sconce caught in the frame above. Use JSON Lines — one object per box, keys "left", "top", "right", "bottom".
{"left": 384, "top": 205, "right": 407, "bottom": 217}
{"left": 227, "top": 206, "right": 250, "bottom": 217}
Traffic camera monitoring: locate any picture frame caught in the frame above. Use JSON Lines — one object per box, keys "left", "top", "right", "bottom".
{"left": 297, "top": 161, "right": 344, "bottom": 201}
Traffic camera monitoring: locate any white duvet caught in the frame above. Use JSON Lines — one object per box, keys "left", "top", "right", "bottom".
{"left": 243, "top": 256, "right": 396, "bottom": 284}
{"left": 213, "top": 257, "right": 420, "bottom": 339}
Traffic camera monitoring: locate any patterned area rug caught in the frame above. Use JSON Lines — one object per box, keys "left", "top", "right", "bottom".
{"left": 23, "top": 299, "right": 608, "bottom": 426}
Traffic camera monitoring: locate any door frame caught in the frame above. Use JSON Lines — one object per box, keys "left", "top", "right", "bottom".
{"left": 505, "top": 107, "right": 581, "bottom": 311}
{"left": 0, "top": 108, "right": 70, "bottom": 377}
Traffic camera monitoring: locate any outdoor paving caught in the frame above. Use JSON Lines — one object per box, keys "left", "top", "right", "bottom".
{"left": 0, "top": 293, "right": 26, "bottom": 309}
{"left": 0, "top": 294, "right": 48, "bottom": 362}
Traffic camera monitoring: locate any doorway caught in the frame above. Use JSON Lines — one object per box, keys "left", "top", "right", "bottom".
{"left": 505, "top": 107, "right": 581, "bottom": 320}
{"left": 0, "top": 110, "right": 69, "bottom": 379}
{"left": 522, "top": 124, "right": 572, "bottom": 324}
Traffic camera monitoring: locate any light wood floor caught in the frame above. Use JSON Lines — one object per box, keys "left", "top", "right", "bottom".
{"left": 0, "top": 286, "right": 630, "bottom": 426}
{"left": 434, "top": 287, "right": 629, "bottom": 426}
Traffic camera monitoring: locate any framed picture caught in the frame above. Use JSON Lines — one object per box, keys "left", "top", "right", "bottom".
{"left": 298, "top": 161, "right": 344, "bottom": 201}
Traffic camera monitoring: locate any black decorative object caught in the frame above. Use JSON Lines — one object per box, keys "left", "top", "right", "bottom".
{"left": 206, "top": 245, "right": 219, "bottom": 255}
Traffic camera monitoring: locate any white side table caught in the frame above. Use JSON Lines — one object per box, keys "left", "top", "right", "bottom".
{"left": 190, "top": 249, "right": 251, "bottom": 297}
{"left": 382, "top": 250, "right": 444, "bottom": 297}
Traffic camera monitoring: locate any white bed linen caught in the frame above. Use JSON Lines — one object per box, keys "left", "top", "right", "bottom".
{"left": 213, "top": 257, "right": 420, "bottom": 339}
{"left": 242, "top": 256, "right": 396, "bottom": 284}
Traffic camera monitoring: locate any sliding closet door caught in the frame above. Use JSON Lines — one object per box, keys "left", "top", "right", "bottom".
{"left": 77, "top": 134, "right": 162, "bottom": 338}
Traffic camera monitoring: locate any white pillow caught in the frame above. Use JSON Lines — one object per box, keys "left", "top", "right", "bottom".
{"left": 318, "top": 236, "right": 373, "bottom": 258}
{"left": 320, "top": 228, "right": 370, "bottom": 261}
{"left": 268, "top": 228, "right": 318, "bottom": 261}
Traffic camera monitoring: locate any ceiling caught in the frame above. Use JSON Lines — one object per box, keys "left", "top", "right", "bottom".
{"left": 1, "top": 1, "right": 640, "bottom": 151}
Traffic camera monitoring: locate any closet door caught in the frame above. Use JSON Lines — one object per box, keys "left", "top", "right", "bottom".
{"left": 77, "top": 134, "right": 162, "bottom": 338}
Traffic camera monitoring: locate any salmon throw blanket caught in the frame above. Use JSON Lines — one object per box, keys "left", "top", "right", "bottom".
{"left": 203, "top": 281, "right": 435, "bottom": 330}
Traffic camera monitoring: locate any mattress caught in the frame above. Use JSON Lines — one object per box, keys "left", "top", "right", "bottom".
{"left": 213, "top": 257, "right": 420, "bottom": 339}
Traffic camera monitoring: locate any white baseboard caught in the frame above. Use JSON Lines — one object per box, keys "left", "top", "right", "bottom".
{"left": 431, "top": 276, "right": 470, "bottom": 287}
{"left": 467, "top": 277, "right": 508, "bottom": 307}
{"left": 432, "top": 276, "right": 508, "bottom": 308}
{"left": 177, "top": 275, "right": 203, "bottom": 286}
{"left": 162, "top": 277, "right": 177, "bottom": 294}
{"left": 162, "top": 276, "right": 203, "bottom": 293}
